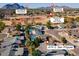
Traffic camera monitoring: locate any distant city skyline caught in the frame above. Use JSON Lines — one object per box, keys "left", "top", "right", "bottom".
{"left": 0, "top": 3, "right": 79, "bottom": 8}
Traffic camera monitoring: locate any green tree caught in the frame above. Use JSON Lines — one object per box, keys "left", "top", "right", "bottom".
{"left": 16, "top": 24, "right": 21, "bottom": 31}
{"left": 32, "top": 50, "right": 42, "bottom": 56}
{"left": 34, "top": 37, "right": 40, "bottom": 48}
{"left": 0, "top": 21, "right": 5, "bottom": 32}
{"left": 76, "top": 17, "right": 79, "bottom": 22}
{"left": 26, "top": 39, "right": 35, "bottom": 47}
{"left": 61, "top": 37, "right": 67, "bottom": 44}
{"left": 64, "top": 17, "right": 68, "bottom": 24}
{"left": 26, "top": 39, "right": 35, "bottom": 55}
{"left": 46, "top": 20, "right": 52, "bottom": 29}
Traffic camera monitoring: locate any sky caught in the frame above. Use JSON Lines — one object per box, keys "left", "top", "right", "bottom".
{"left": 0, "top": 3, "right": 79, "bottom": 8}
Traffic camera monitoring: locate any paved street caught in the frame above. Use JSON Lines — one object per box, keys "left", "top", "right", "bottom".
{"left": 45, "top": 29, "right": 62, "bottom": 42}
{"left": 45, "top": 28, "right": 79, "bottom": 55}
{"left": 0, "top": 37, "right": 16, "bottom": 56}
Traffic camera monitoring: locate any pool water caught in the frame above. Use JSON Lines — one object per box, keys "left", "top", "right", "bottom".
{"left": 16, "top": 36, "right": 19, "bottom": 40}
{"left": 29, "top": 28, "right": 43, "bottom": 41}
{"left": 30, "top": 34, "right": 36, "bottom": 41}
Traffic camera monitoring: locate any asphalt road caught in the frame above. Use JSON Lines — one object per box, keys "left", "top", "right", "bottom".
{"left": 0, "top": 37, "right": 16, "bottom": 56}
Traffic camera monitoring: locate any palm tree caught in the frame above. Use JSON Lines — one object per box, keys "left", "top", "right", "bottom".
{"left": 34, "top": 38, "right": 40, "bottom": 48}
{"left": 26, "top": 39, "right": 35, "bottom": 55}
{"left": 26, "top": 36, "right": 42, "bottom": 55}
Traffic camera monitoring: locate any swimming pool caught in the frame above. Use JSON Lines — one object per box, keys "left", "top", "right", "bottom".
{"left": 29, "top": 28, "right": 43, "bottom": 41}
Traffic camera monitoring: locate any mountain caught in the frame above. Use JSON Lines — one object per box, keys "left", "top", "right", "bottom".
{"left": 59, "top": 6, "right": 72, "bottom": 9}
{"left": 2, "top": 3, "right": 25, "bottom": 9}
{"left": 2, "top": 3, "right": 72, "bottom": 10}
{"left": 35, "top": 5, "right": 72, "bottom": 11}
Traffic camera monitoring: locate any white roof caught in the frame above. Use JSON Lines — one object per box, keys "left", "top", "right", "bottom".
{"left": 49, "top": 17, "right": 64, "bottom": 23}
